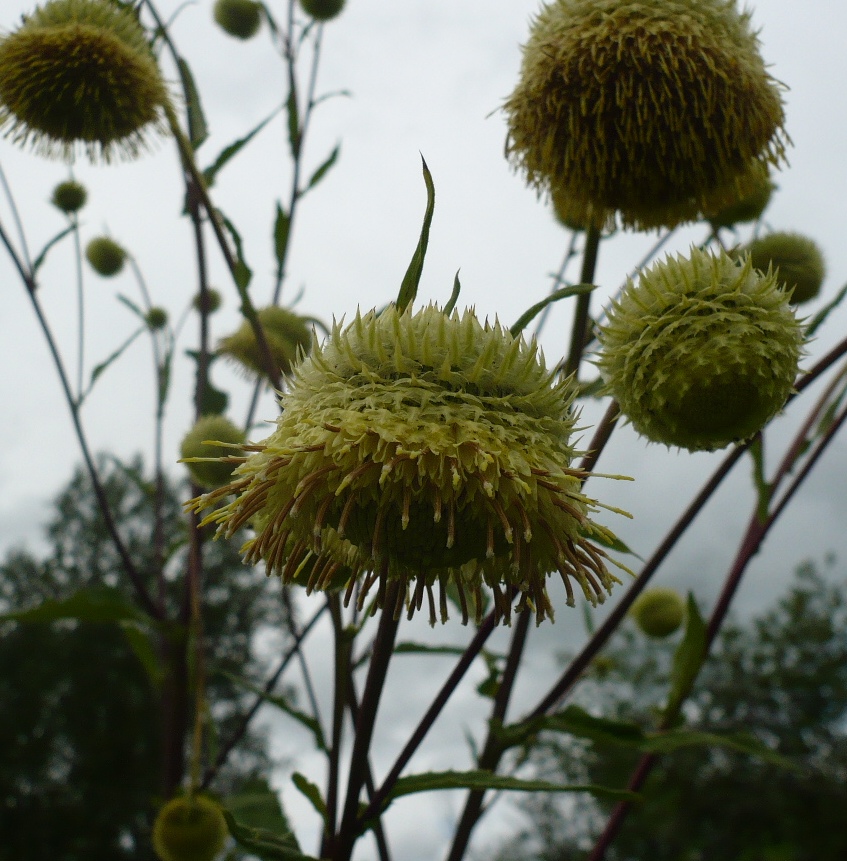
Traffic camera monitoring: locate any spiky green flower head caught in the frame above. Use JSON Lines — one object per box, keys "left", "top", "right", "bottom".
{"left": 218, "top": 305, "right": 313, "bottom": 380}
{"left": 191, "top": 304, "right": 629, "bottom": 626}
{"left": 213, "top": 0, "right": 262, "bottom": 40}
{"left": 631, "top": 586, "right": 685, "bottom": 637}
{"left": 146, "top": 307, "right": 168, "bottom": 331}
{"left": 0, "top": 0, "right": 171, "bottom": 162}
{"left": 51, "top": 178, "right": 87, "bottom": 213}
{"left": 597, "top": 247, "right": 803, "bottom": 451}
{"left": 744, "top": 231, "right": 826, "bottom": 305}
{"left": 299, "top": 0, "right": 346, "bottom": 22}
{"left": 85, "top": 235, "right": 126, "bottom": 276}
{"left": 706, "top": 167, "right": 774, "bottom": 229}
{"left": 152, "top": 795, "right": 228, "bottom": 861}
{"left": 181, "top": 415, "right": 246, "bottom": 489}
{"left": 504, "top": 0, "right": 788, "bottom": 231}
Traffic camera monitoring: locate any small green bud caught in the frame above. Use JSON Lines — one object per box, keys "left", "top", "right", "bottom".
{"left": 180, "top": 415, "right": 246, "bottom": 489}
{"left": 51, "top": 179, "right": 87, "bottom": 213}
{"left": 744, "top": 231, "right": 826, "bottom": 305}
{"left": 299, "top": 0, "right": 345, "bottom": 22}
{"left": 708, "top": 174, "right": 774, "bottom": 228}
{"left": 193, "top": 289, "right": 222, "bottom": 315}
{"left": 145, "top": 307, "right": 168, "bottom": 330}
{"left": 631, "top": 587, "right": 686, "bottom": 638}
{"left": 213, "top": 0, "right": 262, "bottom": 40}
{"left": 85, "top": 236, "right": 126, "bottom": 277}
{"left": 152, "top": 795, "right": 228, "bottom": 861}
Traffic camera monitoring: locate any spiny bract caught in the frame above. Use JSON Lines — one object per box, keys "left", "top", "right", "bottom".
{"left": 0, "top": 0, "right": 171, "bottom": 162}
{"left": 597, "top": 248, "right": 804, "bottom": 451}
{"left": 190, "top": 304, "right": 629, "bottom": 625}
{"left": 504, "top": 0, "right": 788, "bottom": 230}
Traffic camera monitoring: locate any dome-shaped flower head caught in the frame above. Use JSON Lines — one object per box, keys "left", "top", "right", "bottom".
{"left": 190, "top": 304, "right": 629, "bottom": 625}
{"left": 299, "top": 0, "right": 346, "bottom": 22}
{"left": 706, "top": 168, "right": 774, "bottom": 229}
{"left": 152, "top": 795, "right": 228, "bottom": 861}
{"left": 744, "top": 231, "right": 826, "bottom": 305}
{"left": 504, "top": 0, "right": 788, "bottom": 231}
{"left": 597, "top": 248, "right": 804, "bottom": 451}
{"left": 51, "top": 178, "right": 87, "bottom": 213}
{"left": 631, "top": 586, "right": 685, "bottom": 637}
{"left": 213, "top": 0, "right": 262, "bottom": 40}
{"left": 181, "top": 415, "right": 246, "bottom": 489}
{"left": 0, "top": 0, "right": 171, "bottom": 162}
{"left": 218, "top": 305, "right": 314, "bottom": 380}
{"left": 85, "top": 235, "right": 126, "bottom": 276}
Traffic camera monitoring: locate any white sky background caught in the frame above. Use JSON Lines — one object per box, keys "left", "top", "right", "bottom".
{"left": 2, "top": 1, "right": 847, "bottom": 859}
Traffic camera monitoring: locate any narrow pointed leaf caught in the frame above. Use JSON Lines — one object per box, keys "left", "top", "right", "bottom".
{"left": 304, "top": 144, "right": 340, "bottom": 193}
{"left": 664, "top": 593, "right": 707, "bottom": 719}
{"left": 286, "top": 88, "right": 300, "bottom": 158}
{"left": 82, "top": 326, "right": 145, "bottom": 401}
{"left": 510, "top": 283, "right": 596, "bottom": 337}
{"left": 203, "top": 108, "right": 280, "bottom": 187}
{"left": 444, "top": 270, "right": 461, "bottom": 315}
{"left": 805, "top": 280, "right": 847, "bottom": 338}
{"left": 274, "top": 203, "right": 291, "bottom": 280}
{"left": 222, "top": 809, "right": 317, "bottom": 861}
{"left": 177, "top": 58, "right": 208, "bottom": 149}
{"left": 226, "top": 778, "right": 297, "bottom": 835}
{"left": 1, "top": 585, "right": 146, "bottom": 624}
{"left": 291, "top": 772, "right": 329, "bottom": 825}
{"left": 32, "top": 224, "right": 75, "bottom": 275}
{"left": 396, "top": 156, "right": 435, "bottom": 313}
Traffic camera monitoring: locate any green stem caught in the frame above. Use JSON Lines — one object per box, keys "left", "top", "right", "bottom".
{"left": 564, "top": 225, "right": 601, "bottom": 378}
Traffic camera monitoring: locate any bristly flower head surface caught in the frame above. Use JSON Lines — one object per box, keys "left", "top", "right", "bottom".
{"left": 597, "top": 248, "right": 804, "bottom": 451}
{"left": 0, "top": 0, "right": 171, "bottom": 161}
{"left": 190, "top": 304, "right": 629, "bottom": 625}
{"left": 504, "top": 0, "right": 788, "bottom": 231}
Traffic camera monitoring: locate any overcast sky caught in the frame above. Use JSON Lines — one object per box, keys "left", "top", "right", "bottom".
{"left": 2, "top": 1, "right": 847, "bottom": 858}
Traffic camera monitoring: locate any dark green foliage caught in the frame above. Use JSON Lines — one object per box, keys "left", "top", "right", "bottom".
{"left": 495, "top": 560, "right": 847, "bottom": 861}
{"left": 0, "top": 457, "right": 289, "bottom": 859}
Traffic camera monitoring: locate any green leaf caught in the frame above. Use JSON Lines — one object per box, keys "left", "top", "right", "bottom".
{"left": 443, "top": 270, "right": 461, "bottom": 315}
{"left": 286, "top": 88, "right": 300, "bottom": 158}
{"left": 199, "top": 381, "right": 229, "bottom": 416}
{"left": 509, "top": 283, "right": 596, "bottom": 337}
{"left": 664, "top": 593, "right": 707, "bottom": 720}
{"left": 226, "top": 777, "right": 296, "bottom": 835}
{"left": 386, "top": 769, "right": 639, "bottom": 803}
{"left": 177, "top": 58, "right": 208, "bottom": 149}
{"left": 219, "top": 213, "right": 252, "bottom": 291}
{"left": 203, "top": 109, "right": 280, "bottom": 188}
{"left": 291, "top": 772, "right": 329, "bottom": 825}
{"left": 81, "top": 326, "right": 145, "bottom": 403}
{"left": 1, "top": 585, "right": 146, "bottom": 624}
{"left": 32, "top": 224, "right": 75, "bottom": 275}
{"left": 805, "top": 280, "right": 847, "bottom": 338}
{"left": 222, "top": 809, "right": 317, "bottom": 861}
{"left": 274, "top": 203, "right": 291, "bottom": 280}
{"left": 396, "top": 156, "right": 435, "bottom": 314}
{"left": 393, "top": 641, "right": 468, "bottom": 657}
{"left": 748, "top": 436, "right": 771, "bottom": 524}
{"left": 303, "top": 144, "right": 340, "bottom": 193}
{"left": 120, "top": 621, "right": 165, "bottom": 687}
{"left": 641, "top": 729, "right": 797, "bottom": 768}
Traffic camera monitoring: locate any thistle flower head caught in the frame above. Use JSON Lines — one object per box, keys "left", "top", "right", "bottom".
{"left": 51, "top": 178, "right": 87, "bottom": 213}
{"left": 213, "top": 0, "right": 262, "bottom": 40}
{"left": 152, "top": 795, "right": 228, "bottom": 861}
{"left": 744, "top": 231, "right": 826, "bottom": 305}
{"left": 631, "top": 586, "right": 685, "bottom": 637}
{"left": 190, "top": 304, "right": 629, "bottom": 625}
{"left": 0, "top": 0, "right": 171, "bottom": 162}
{"left": 85, "top": 235, "right": 126, "bottom": 276}
{"left": 504, "top": 0, "right": 788, "bottom": 230}
{"left": 180, "top": 415, "right": 246, "bottom": 490}
{"left": 218, "top": 305, "right": 313, "bottom": 380}
{"left": 597, "top": 248, "right": 804, "bottom": 451}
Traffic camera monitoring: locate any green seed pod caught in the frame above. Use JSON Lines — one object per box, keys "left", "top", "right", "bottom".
{"left": 145, "top": 307, "right": 168, "bottom": 330}
{"left": 597, "top": 247, "right": 804, "bottom": 451}
{"left": 152, "top": 795, "right": 228, "bottom": 861}
{"left": 218, "top": 306, "right": 314, "bottom": 380}
{"left": 193, "top": 289, "right": 222, "bottom": 315}
{"left": 190, "top": 304, "right": 630, "bottom": 626}
{"left": 504, "top": 0, "right": 787, "bottom": 231}
{"left": 0, "top": 0, "right": 171, "bottom": 162}
{"left": 631, "top": 587, "right": 686, "bottom": 638}
{"left": 180, "top": 415, "right": 246, "bottom": 490}
{"left": 707, "top": 169, "right": 775, "bottom": 228}
{"left": 51, "top": 179, "right": 87, "bottom": 213}
{"left": 85, "top": 236, "right": 126, "bottom": 277}
{"left": 744, "top": 232, "right": 826, "bottom": 305}
{"left": 299, "top": 0, "right": 346, "bottom": 22}
{"left": 213, "top": 0, "right": 262, "bottom": 40}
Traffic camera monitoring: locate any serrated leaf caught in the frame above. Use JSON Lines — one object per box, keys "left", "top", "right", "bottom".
{"left": 222, "top": 809, "right": 317, "bottom": 861}
{"left": 303, "top": 144, "right": 340, "bottom": 193}
{"left": 291, "top": 772, "right": 328, "bottom": 825}
{"left": 32, "top": 224, "right": 75, "bottom": 275}
{"left": 444, "top": 270, "right": 461, "bottom": 315}
{"left": 177, "top": 58, "right": 208, "bottom": 149}
{"left": 664, "top": 593, "right": 707, "bottom": 720}
{"left": 1, "top": 585, "right": 146, "bottom": 624}
{"left": 509, "top": 283, "right": 596, "bottom": 337}
{"left": 396, "top": 156, "right": 435, "bottom": 314}
{"left": 203, "top": 109, "right": 279, "bottom": 188}
{"left": 226, "top": 777, "right": 296, "bottom": 835}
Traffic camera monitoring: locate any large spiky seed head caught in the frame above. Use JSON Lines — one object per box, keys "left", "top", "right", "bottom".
{"left": 51, "top": 179, "right": 87, "bottom": 213}
{"left": 504, "top": 0, "right": 788, "bottom": 231}
{"left": 85, "top": 236, "right": 126, "bottom": 276}
{"left": 631, "top": 587, "right": 685, "bottom": 637}
{"left": 597, "top": 248, "right": 804, "bottom": 451}
{"left": 744, "top": 231, "right": 826, "bottom": 305}
{"left": 213, "top": 0, "right": 262, "bottom": 40}
{"left": 0, "top": 0, "right": 171, "bottom": 162}
{"left": 299, "top": 0, "right": 346, "bottom": 22}
{"left": 152, "top": 795, "right": 228, "bottom": 861}
{"left": 180, "top": 415, "right": 246, "bottom": 489}
{"left": 217, "top": 306, "right": 313, "bottom": 380}
{"left": 190, "top": 304, "right": 630, "bottom": 626}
